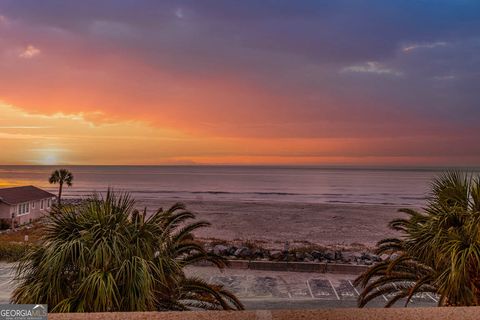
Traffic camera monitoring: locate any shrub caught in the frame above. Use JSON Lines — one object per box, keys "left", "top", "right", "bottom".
{"left": 0, "top": 242, "right": 31, "bottom": 262}
{"left": 0, "top": 219, "right": 10, "bottom": 230}
{"left": 12, "top": 191, "right": 243, "bottom": 312}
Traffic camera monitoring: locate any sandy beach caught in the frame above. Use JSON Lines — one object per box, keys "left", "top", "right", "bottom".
{"left": 135, "top": 199, "right": 408, "bottom": 249}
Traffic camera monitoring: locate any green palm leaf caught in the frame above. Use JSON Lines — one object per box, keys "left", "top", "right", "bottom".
{"left": 356, "top": 170, "right": 480, "bottom": 307}
{"left": 11, "top": 190, "right": 244, "bottom": 312}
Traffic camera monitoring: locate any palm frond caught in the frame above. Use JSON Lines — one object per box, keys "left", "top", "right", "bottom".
{"left": 12, "top": 191, "right": 243, "bottom": 312}
{"left": 357, "top": 170, "right": 480, "bottom": 307}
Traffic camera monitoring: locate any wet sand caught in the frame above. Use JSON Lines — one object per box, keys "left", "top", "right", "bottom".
{"left": 135, "top": 199, "right": 409, "bottom": 248}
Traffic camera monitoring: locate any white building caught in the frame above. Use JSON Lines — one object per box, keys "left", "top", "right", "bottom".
{"left": 0, "top": 185, "right": 56, "bottom": 227}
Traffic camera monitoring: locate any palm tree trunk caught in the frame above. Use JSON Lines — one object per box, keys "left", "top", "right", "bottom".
{"left": 58, "top": 182, "right": 63, "bottom": 206}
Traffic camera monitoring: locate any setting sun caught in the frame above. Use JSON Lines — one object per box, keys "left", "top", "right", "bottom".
{"left": 36, "top": 150, "right": 60, "bottom": 165}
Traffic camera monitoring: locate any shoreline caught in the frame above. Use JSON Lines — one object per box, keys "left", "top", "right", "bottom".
{"left": 1, "top": 199, "right": 412, "bottom": 266}
{"left": 65, "top": 198, "right": 411, "bottom": 249}
{"left": 143, "top": 199, "right": 408, "bottom": 248}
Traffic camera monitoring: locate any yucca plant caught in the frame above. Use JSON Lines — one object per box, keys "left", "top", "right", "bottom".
{"left": 355, "top": 170, "right": 480, "bottom": 307}
{"left": 11, "top": 191, "right": 244, "bottom": 312}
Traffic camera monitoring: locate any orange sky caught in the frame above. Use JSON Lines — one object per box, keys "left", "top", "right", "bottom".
{"left": 1, "top": 102, "right": 476, "bottom": 166}
{"left": 0, "top": 1, "right": 479, "bottom": 166}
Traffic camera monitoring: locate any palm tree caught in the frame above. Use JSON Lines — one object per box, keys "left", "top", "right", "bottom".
{"left": 48, "top": 169, "right": 74, "bottom": 206}
{"left": 11, "top": 191, "right": 243, "bottom": 312}
{"left": 355, "top": 170, "right": 480, "bottom": 307}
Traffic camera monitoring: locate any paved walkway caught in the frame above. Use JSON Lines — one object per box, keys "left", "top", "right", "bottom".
{"left": 0, "top": 263, "right": 14, "bottom": 303}
{"left": 187, "top": 266, "right": 439, "bottom": 309}
{"left": 0, "top": 263, "right": 438, "bottom": 309}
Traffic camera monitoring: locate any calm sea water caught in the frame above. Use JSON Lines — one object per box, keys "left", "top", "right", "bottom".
{"left": 0, "top": 166, "right": 478, "bottom": 206}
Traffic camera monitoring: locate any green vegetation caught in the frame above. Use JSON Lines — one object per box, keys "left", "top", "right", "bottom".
{"left": 0, "top": 223, "right": 43, "bottom": 244}
{"left": 355, "top": 170, "right": 480, "bottom": 307}
{"left": 12, "top": 191, "right": 244, "bottom": 312}
{"left": 0, "top": 242, "right": 31, "bottom": 262}
{"left": 0, "top": 219, "right": 10, "bottom": 231}
{"left": 0, "top": 222, "right": 43, "bottom": 262}
{"left": 48, "top": 168, "right": 74, "bottom": 205}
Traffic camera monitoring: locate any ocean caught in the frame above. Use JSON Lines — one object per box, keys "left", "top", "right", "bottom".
{"left": 1, "top": 166, "right": 477, "bottom": 207}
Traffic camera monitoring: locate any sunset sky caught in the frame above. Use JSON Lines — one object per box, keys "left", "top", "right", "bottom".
{"left": 0, "top": 1, "right": 479, "bottom": 165}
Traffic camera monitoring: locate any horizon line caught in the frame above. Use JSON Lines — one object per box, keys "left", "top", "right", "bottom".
{"left": 0, "top": 164, "right": 479, "bottom": 170}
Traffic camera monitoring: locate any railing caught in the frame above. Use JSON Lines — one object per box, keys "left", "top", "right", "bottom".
{"left": 49, "top": 307, "right": 480, "bottom": 320}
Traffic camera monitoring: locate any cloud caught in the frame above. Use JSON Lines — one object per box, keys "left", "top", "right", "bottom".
{"left": 175, "top": 8, "right": 184, "bottom": 19}
{"left": 0, "top": 14, "right": 7, "bottom": 25}
{"left": 19, "top": 45, "right": 40, "bottom": 58}
{"left": 0, "top": 1, "right": 479, "bottom": 165}
{"left": 0, "top": 126, "right": 50, "bottom": 129}
{"left": 402, "top": 41, "right": 447, "bottom": 53}
{"left": 433, "top": 75, "right": 456, "bottom": 81}
{"left": 340, "top": 61, "right": 403, "bottom": 76}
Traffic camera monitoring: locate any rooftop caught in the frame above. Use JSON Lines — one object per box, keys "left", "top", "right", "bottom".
{"left": 0, "top": 186, "right": 56, "bottom": 205}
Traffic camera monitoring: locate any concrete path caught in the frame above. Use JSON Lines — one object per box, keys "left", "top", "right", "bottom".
{"left": 187, "top": 266, "right": 439, "bottom": 309}
{"left": 0, "top": 263, "right": 438, "bottom": 309}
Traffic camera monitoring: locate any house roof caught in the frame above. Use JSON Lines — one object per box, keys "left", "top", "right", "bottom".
{"left": 0, "top": 186, "right": 56, "bottom": 205}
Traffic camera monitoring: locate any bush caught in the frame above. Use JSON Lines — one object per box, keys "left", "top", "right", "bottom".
{"left": 12, "top": 191, "right": 244, "bottom": 312}
{"left": 0, "top": 243, "right": 30, "bottom": 262}
{"left": 0, "top": 219, "right": 10, "bottom": 230}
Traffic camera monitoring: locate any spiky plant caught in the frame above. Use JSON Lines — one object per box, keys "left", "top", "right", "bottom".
{"left": 11, "top": 191, "right": 244, "bottom": 312}
{"left": 355, "top": 170, "right": 480, "bottom": 307}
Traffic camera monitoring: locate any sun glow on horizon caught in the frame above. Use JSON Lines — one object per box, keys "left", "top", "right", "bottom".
{"left": 34, "top": 149, "right": 62, "bottom": 165}
{"left": 0, "top": 102, "right": 478, "bottom": 166}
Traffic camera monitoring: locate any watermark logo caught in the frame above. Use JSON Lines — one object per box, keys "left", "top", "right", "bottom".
{"left": 0, "top": 304, "right": 47, "bottom": 320}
